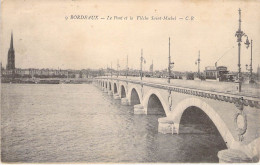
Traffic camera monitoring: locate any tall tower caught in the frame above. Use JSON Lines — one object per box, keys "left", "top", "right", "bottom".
{"left": 6, "top": 32, "right": 15, "bottom": 70}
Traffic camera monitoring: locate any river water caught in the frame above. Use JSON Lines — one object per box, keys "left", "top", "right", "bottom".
{"left": 1, "top": 83, "right": 226, "bottom": 163}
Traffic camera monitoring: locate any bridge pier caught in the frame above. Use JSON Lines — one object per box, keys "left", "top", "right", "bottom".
{"left": 158, "top": 117, "right": 176, "bottom": 134}
{"left": 218, "top": 149, "right": 253, "bottom": 163}
{"left": 121, "top": 98, "right": 129, "bottom": 105}
{"left": 134, "top": 104, "right": 146, "bottom": 114}
{"left": 113, "top": 93, "right": 121, "bottom": 100}
{"left": 107, "top": 90, "right": 113, "bottom": 96}
{"left": 217, "top": 137, "right": 260, "bottom": 163}
{"left": 102, "top": 88, "right": 108, "bottom": 93}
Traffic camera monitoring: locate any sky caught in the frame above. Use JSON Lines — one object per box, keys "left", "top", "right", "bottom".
{"left": 1, "top": 0, "right": 260, "bottom": 72}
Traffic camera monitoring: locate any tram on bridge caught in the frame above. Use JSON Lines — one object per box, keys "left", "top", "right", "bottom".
{"left": 205, "top": 66, "right": 235, "bottom": 82}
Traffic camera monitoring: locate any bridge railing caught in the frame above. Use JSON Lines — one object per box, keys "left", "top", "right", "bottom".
{"left": 95, "top": 77, "right": 260, "bottom": 109}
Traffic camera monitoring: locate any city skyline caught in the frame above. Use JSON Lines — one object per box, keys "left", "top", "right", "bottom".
{"left": 1, "top": 0, "right": 260, "bottom": 72}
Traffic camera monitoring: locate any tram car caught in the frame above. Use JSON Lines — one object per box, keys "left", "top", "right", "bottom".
{"left": 205, "top": 66, "right": 232, "bottom": 81}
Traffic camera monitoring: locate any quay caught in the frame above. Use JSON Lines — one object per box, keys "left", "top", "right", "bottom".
{"left": 1, "top": 78, "right": 94, "bottom": 84}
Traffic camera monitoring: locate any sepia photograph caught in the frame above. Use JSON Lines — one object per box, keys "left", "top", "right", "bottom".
{"left": 1, "top": 0, "right": 260, "bottom": 163}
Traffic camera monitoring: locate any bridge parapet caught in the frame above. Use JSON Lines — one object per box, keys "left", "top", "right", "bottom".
{"left": 95, "top": 77, "right": 260, "bottom": 109}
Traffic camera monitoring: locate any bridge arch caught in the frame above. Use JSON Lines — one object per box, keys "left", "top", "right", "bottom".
{"left": 143, "top": 89, "right": 168, "bottom": 115}
{"left": 128, "top": 86, "right": 142, "bottom": 106}
{"left": 109, "top": 82, "right": 111, "bottom": 91}
{"left": 113, "top": 83, "right": 118, "bottom": 94}
{"left": 172, "top": 97, "right": 235, "bottom": 148}
{"left": 120, "top": 85, "right": 126, "bottom": 98}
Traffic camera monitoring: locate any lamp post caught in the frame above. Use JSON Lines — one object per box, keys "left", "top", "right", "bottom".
{"left": 235, "top": 8, "right": 250, "bottom": 92}
{"left": 168, "top": 37, "right": 174, "bottom": 84}
{"left": 245, "top": 39, "right": 253, "bottom": 83}
{"left": 195, "top": 50, "right": 201, "bottom": 79}
{"left": 140, "top": 49, "right": 146, "bottom": 80}
{"left": 126, "top": 55, "right": 128, "bottom": 79}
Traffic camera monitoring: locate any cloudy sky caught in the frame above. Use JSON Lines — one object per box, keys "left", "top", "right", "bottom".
{"left": 1, "top": 0, "right": 260, "bottom": 72}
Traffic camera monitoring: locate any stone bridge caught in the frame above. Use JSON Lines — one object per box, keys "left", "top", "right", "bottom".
{"left": 94, "top": 77, "right": 260, "bottom": 163}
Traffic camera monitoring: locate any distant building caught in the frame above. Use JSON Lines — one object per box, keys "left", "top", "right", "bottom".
{"left": 6, "top": 32, "right": 15, "bottom": 70}
{"left": 0, "top": 32, "right": 100, "bottom": 79}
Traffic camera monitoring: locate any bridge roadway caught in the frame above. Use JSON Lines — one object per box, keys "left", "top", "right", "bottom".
{"left": 94, "top": 76, "right": 260, "bottom": 162}
{"left": 116, "top": 76, "right": 260, "bottom": 98}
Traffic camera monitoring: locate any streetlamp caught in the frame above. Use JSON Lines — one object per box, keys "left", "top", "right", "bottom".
{"left": 235, "top": 8, "right": 250, "bottom": 92}
{"left": 140, "top": 49, "right": 146, "bottom": 80}
{"left": 245, "top": 38, "right": 253, "bottom": 83}
{"left": 195, "top": 50, "right": 201, "bottom": 79}
{"left": 151, "top": 60, "right": 154, "bottom": 77}
{"left": 126, "top": 55, "right": 129, "bottom": 79}
{"left": 168, "top": 37, "right": 174, "bottom": 83}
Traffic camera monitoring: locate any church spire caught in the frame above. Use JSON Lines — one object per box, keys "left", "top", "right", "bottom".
{"left": 10, "top": 31, "right": 14, "bottom": 49}
{"left": 7, "top": 31, "right": 15, "bottom": 70}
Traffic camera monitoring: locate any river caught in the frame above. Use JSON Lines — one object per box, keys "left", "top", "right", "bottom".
{"left": 1, "top": 83, "right": 226, "bottom": 163}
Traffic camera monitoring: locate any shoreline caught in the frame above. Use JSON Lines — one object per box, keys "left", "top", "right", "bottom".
{"left": 1, "top": 78, "right": 93, "bottom": 84}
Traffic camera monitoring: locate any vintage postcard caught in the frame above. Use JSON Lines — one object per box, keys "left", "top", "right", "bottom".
{"left": 1, "top": 0, "right": 260, "bottom": 163}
